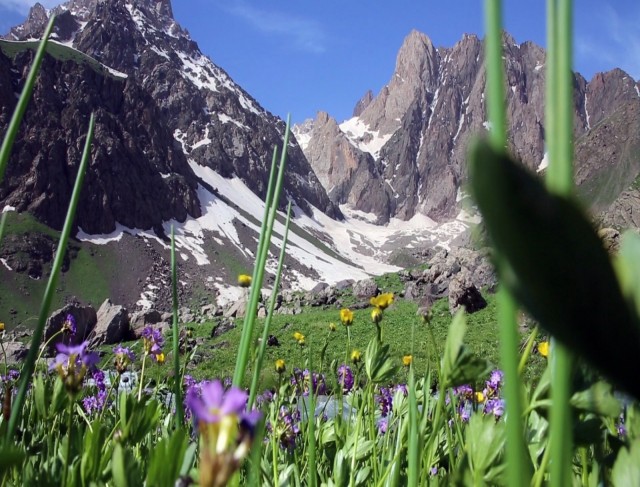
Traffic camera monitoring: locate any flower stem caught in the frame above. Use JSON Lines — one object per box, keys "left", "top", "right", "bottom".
{"left": 62, "top": 398, "right": 73, "bottom": 487}
{"left": 137, "top": 354, "right": 147, "bottom": 401}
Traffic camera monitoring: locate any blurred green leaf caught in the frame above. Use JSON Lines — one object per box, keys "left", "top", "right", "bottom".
{"left": 612, "top": 438, "right": 640, "bottom": 486}
{"left": 571, "top": 382, "right": 621, "bottom": 418}
{"left": 616, "top": 232, "right": 640, "bottom": 318}
{"left": 0, "top": 442, "right": 25, "bottom": 475}
{"left": 469, "top": 140, "right": 640, "bottom": 400}
{"left": 465, "top": 414, "right": 506, "bottom": 485}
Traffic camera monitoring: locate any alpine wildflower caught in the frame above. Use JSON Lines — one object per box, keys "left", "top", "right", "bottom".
{"left": 337, "top": 364, "right": 354, "bottom": 392}
{"left": 371, "top": 306, "right": 383, "bottom": 324}
{"left": 370, "top": 292, "right": 394, "bottom": 310}
{"left": 238, "top": 274, "right": 252, "bottom": 288}
{"left": 50, "top": 341, "right": 99, "bottom": 395}
{"left": 275, "top": 359, "right": 286, "bottom": 374}
{"left": 292, "top": 331, "right": 305, "bottom": 346}
{"left": 340, "top": 308, "right": 354, "bottom": 326}
{"left": 186, "top": 380, "right": 261, "bottom": 487}
{"left": 537, "top": 341, "right": 549, "bottom": 358}
{"left": 350, "top": 349, "right": 362, "bottom": 364}
{"left": 402, "top": 354, "right": 413, "bottom": 367}
{"left": 329, "top": 322, "right": 337, "bottom": 332}
{"left": 61, "top": 314, "right": 77, "bottom": 336}
{"left": 113, "top": 345, "right": 135, "bottom": 374}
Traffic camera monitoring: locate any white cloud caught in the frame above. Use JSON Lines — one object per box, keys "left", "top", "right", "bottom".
{"left": 0, "top": 0, "right": 60, "bottom": 15}
{"left": 222, "top": 1, "right": 326, "bottom": 54}
{"left": 576, "top": 3, "right": 640, "bottom": 79}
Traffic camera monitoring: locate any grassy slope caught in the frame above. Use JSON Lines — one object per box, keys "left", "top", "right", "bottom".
{"left": 142, "top": 279, "right": 546, "bottom": 392}
{"left": 0, "top": 213, "right": 114, "bottom": 327}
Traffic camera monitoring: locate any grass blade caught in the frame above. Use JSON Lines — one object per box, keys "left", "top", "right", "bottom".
{"left": 233, "top": 116, "right": 291, "bottom": 386}
{"left": 170, "top": 225, "right": 184, "bottom": 427}
{"left": 484, "top": 1, "right": 530, "bottom": 485}
{"left": 248, "top": 202, "right": 292, "bottom": 408}
{"left": 7, "top": 113, "right": 95, "bottom": 439}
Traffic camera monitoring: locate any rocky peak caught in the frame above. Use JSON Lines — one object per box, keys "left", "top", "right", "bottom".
{"left": 7, "top": 3, "right": 49, "bottom": 39}
{"left": 352, "top": 89, "right": 373, "bottom": 117}
{"left": 301, "top": 29, "right": 640, "bottom": 227}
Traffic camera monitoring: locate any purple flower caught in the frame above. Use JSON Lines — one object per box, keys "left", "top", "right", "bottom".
{"left": 62, "top": 314, "right": 77, "bottom": 336}
{"left": 430, "top": 467, "right": 438, "bottom": 476}
{"left": 395, "top": 384, "right": 408, "bottom": 396}
{"left": 485, "top": 369, "right": 504, "bottom": 398}
{"left": 459, "top": 403, "right": 471, "bottom": 423}
{"left": 1, "top": 370, "right": 19, "bottom": 384}
{"left": 186, "top": 380, "right": 257, "bottom": 428}
{"left": 50, "top": 341, "right": 99, "bottom": 394}
{"left": 256, "top": 390, "right": 274, "bottom": 407}
{"left": 276, "top": 405, "right": 301, "bottom": 450}
{"left": 291, "top": 369, "right": 327, "bottom": 396}
{"left": 484, "top": 398, "right": 505, "bottom": 419}
{"left": 141, "top": 326, "right": 164, "bottom": 358}
{"left": 113, "top": 345, "right": 135, "bottom": 374}
{"left": 378, "top": 418, "right": 388, "bottom": 435}
{"left": 337, "top": 364, "right": 354, "bottom": 393}
{"left": 377, "top": 387, "right": 394, "bottom": 417}
{"left": 453, "top": 384, "right": 473, "bottom": 400}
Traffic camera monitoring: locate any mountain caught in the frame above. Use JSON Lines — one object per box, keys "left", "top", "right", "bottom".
{"left": 295, "top": 30, "right": 640, "bottom": 224}
{"left": 2, "top": 0, "right": 472, "bottom": 328}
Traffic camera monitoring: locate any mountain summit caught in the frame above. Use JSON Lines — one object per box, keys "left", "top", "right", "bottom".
{"left": 1, "top": 0, "right": 339, "bottom": 237}
{"left": 297, "top": 30, "right": 640, "bottom": 224}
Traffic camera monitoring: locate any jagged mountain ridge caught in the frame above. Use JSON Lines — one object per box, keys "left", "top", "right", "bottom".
{"left": 295, "top": 30, "right": 640, "bottom": 224}
{"left": 1, "top": 0, "right": 340, "bottom": 236}
{"left": 2, "top": 0, "right": 474, "bottom": 325}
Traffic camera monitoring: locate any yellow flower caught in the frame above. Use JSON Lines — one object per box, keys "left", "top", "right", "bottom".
{"left": 155, "top": 352, "right": 165, "bottom": 364}
{"left": 275, "top": 359, "right": 286, "bottom": 373}
{"left": 329, "top": 322, "right": 337, "bottom": 332}
{"left": 0, "top": 322, "right": 4, "bottom": 332}
{"left": 293, "top": 331, "right": 304, "bottom": 342}
{"left": 370, "top": 293, "right": 394, "bottom": 310}
{"left": 475, "top": 391, "right": 485, "bottom": 403}
{"left": 371, "top": 307, "right": 383, "bottom": 324}
{"left": 538, "top": 341, "right": 550, "bottom": 358}
{"left": 402, "top": 354, "right": 413, "bottom": 367}
{"left": 340, "top": 308, "right": 354, "bottom": 326}
{"left": 351, "top": 349, "right": 362, "bottom": 364}
{"left": 238, "top": 274, "right": 252, "bottom": 288}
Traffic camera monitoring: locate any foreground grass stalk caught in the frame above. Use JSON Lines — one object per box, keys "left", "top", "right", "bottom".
{"left": 248, "top": 203, "right": 292, "bottom": 408}
{"left": 233, "top": 116, "right": 291, "bottom": 386}
{"left": 484, "top": 1, "right": 530, "bottom": 485}
{"left": 0, "top": 213, "right": 7, "bottom": 246}
{"left": 6, "top": 113, "right": 95, "bottom": 440}
{"left": 546, "top": 1, "right": 575, "bottom": 485}
{"left": 62, "top": 399, "right": 73, "bottom": 487}
{"left": 233, "top": 147, "right": 277, "bottom": 384}
{"left": 170, "top": 225, "right": 184, "bottom": 427}
{"left": 0, "top": 16, "right": 55, "bottom": 184}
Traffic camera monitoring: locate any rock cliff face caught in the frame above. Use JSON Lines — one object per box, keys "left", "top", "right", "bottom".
{"left": 297, "top": 30, "right": 640, "bottom": 224}
{"left": 0, "top": 0, "right": 340, "bottom": 235}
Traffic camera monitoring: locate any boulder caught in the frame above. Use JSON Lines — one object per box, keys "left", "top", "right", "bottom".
{"left": 45, "top": 303, "right": 97, "bottom": 349}
{"left": 598, "top": 227, "right": 620, "bottom": 254}
{"left": 130, "top": 309, "right": 162, "bottom": 328}
{"left": 2, "top": 341, "right": 28, "bottom": 364}
{"left": 353, "top": 278, "right": 379, "bottom": 299}
{"left": 90, "top": 299, "right": 132, "bottom": 346}
{"left": 224, "top": 298, "right": 247, "bottom": 319}
{"left": 448, "top": 271, "right": 487, "bottom": 315}
{"left": 212, "top": 319, "right": 236, "bottom": 338}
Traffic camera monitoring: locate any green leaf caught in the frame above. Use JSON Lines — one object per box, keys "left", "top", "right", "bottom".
{"left": 442, "top": 311, "right": 467, "bottom": 384}
{"left": 469, "top": 140, "right": 640, "bottom": 400}
{"left": 616, "top": 231, "right": 640, "bottom": 318}
{"left": 111, "top": 444, "right": 141, "bottom": 487}
{"left": 0, "top": 442, "right": 26, "bottom": 475}
{"left": 364, "top": 339, "right": 397, "bottom": 384}
{"left": 570, "top": 381, "right": 621, "bottom": 418}
{"left": 612, "top": 438, "right": 640, "bottom": 486}
{"left": 446, "top": 348, "right": 491, "bottom": 389}
{"left": 465, "top": 414, "right": 506, "bottom": 485}
{"left": 80, "top": 420, "right": 107, "bottom": 487}
{"left": 145, "top": 428, "right": 189, "bottom": 487}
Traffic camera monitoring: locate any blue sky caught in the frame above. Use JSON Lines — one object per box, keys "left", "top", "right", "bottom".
{"left": 1, "top": 1, "right": 639, "bottom": 124}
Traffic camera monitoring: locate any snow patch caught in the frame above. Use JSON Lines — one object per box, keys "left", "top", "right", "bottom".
{"left": 218, "top": 113, "right": 249, "bottom": 130}
{"left": 1, "top": 258, "right": 13, "bottom": 271}
{"left": 2, "top": 205, "right": 15, "bottom": 213}
{"left": 339, "top": 117, "right": 394, "bottom": 159}
{"left": 537, "top": 151, "right": 549, "bottom": 172}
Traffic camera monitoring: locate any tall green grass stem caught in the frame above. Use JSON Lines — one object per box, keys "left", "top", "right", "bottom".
{"left": 545, "top": 2, "right": 575, "bottom": 485}
{"left": 248, "top": 202, "right": 292, "bottom": 408}
{"left": 484, "top": 1, "right": 530, "bottom": 485}
{"left": 233, "top": 116, "right": 291, "bottom": 386}
{"left": 0, "top": 16, "right": 55, "bottom": 185}
{"left": 6, "top": 113, "right": 95, "bottom": 440}
{"left": 0, "top": 213, "right": 7, "bottom": 247}
{"left": 170, "top": 225, "right": 184, "bottom": 427}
